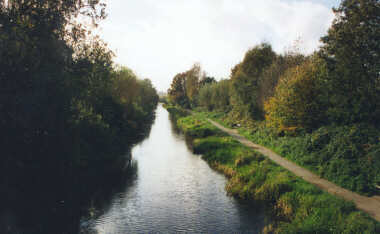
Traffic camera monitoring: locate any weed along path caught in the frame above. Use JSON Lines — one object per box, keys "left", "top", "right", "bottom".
{"left": 208, "top": 119, "right": 380, "bottom": 222}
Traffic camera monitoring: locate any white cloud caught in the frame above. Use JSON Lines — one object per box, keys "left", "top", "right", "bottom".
{"left": 98, "top": 0, "right": 337, "bottom": 92}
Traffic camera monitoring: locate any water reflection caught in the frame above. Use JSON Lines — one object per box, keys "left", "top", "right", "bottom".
{"left": 0, "top": 155, "right": 141, "bottom": 234}
{"left": 0, "top": 105, "right": 270, "bottom": 233}
{"left": 0, "top": 115, "right": 154, "bottom": 234}
{"left": 82, "top": 104, "right": 269, "bottom": 233}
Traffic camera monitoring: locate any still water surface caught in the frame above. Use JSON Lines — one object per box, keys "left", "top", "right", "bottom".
{"left": 81, "top": 104, "right": 268, "bottom": 233}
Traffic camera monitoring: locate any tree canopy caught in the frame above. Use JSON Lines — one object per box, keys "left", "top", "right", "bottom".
{"left": 0, "top": 0, "right": 158, "bottom": 195}
{"left": 320, "top": 0, "right": 380, "bottom": 124}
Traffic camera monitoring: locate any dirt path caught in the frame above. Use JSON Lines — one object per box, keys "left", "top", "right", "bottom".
{"left": 208, "top": 119, "right": 380, "bottom": 222}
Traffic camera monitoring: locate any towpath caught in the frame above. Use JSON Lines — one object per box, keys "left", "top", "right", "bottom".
{"left": 208, "top": 119, "right": 380, "bottom": 222}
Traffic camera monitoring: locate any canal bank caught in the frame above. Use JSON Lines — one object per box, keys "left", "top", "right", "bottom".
{"left": 166, "top": 105, "right": 380, "bottom": 233}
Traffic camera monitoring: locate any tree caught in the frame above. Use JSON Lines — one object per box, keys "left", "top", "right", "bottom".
{"left": 212, "top": 79, "right": 231, "bottom": 111}
{"left": 168, "top": 72, "right": 188, "bottom": 107}
{"left": 198, "top": 79, "right": 231, "bottom": 112}
{"left": 198, "top": 83, "right": 214, "bottom": 111}
{"left": 320, "top": 0, "right": 380, "bottom": 125}
{"left": 112, "top": 67, "right": 139, "bottom": 107}
{"left": 230, "top": 43, "right": 276, "bottom": 119}
{"left": 167, "top": 63, "right": 205, "bottom": 108}
{"left": 136, "top": 78, "right": 159, "bottom": 115}
{"left": 0, "top": 0, "right": 158, "bottom": 193}
{"left": 185, "top": 63, "right": 202, "bottom": 107}
{"left": 199, "top": 76, "right": 216, "bottom": 87}
{"left": 0, "top": 0, "right": 106, "bottom": 172}
{"left": 265, "top": 56, "right": 329, "bottom": 133}
{"left": 259, "top": 53, "right": 305, "bottom": 109}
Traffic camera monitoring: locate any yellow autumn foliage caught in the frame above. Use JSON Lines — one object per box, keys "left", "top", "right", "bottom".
{"left": 264, "top": 56, "right": 328, "bottom": 133}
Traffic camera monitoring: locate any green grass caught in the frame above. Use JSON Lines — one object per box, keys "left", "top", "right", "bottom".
{"left": 167, "top": 107, "right": 380, "bottom": 233}
{"left": 198, "top": 110, "right": 380, "bottom": 196}
{"left": 163, "top": 104, "right": 190, "bottom": 119}
{"left": 177, "top": 115, "right": 224, "bottom": 138}
{"left": 242, "top": 123, "right": 379, "bottom": 196}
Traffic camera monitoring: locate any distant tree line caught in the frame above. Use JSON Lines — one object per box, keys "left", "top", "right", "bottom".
{"left": 0, "top": 0, "right": 158, "bottom": 189}
{"left": 168, "top": 0, "right": 379, "bottom": 132}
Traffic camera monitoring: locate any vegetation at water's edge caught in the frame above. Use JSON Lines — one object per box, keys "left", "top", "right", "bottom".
{"left": 0, "top": 1, "right": 158, "bottom": 232}
{"left": 166, "top": 0, "right": 380, "bottom": 195}
{"left": 163, "top": 104, "right": 190, "bottom": 120}
{"left": 166, "top": 107, "right": 379, "bottom": 233}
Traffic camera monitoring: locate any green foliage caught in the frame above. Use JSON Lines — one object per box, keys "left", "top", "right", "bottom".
{"left": 198, "top": 83, "right": 214, "bottom": 111}
{"left": 258, "top": 53, "right": 305, "bottom": 109}
{"left": 166, "top": 0, "right": 379, "bottom": 129}
{"left": 230, "top": 120, "right": 380, "bottom": 195}
{"left": 199, "top": 76, "right": 216, "bottom": 87}
{"left": 185, "top": 63, "right": 202, "bottom": 107}
{"left": 164, "top": 104, "right": 190, "bottom": 120}
{"left": 167, "top": 63, "right": 205, "bottom": 108}
{"left": 230, "top": 43, "right": 276, "bottom": 120}
{"left": 320, "top": 0, "right": 380, "bottom": 125}
{"left": 198, "top": 79, "right": 231, "bottom": 112}
{"left": 136, "top": 79, "right": 159, "bottom": 115}
{"left": 112, "top": 67, "right": 140, "bottom": 106}
{"left": 177, "top": 116, "right": 223, "bottom": 138}
{"left": 0, "top": 0, "right": 158, "bottom": 190}
{"left": 166, "top": 0, "right": 380, "bottom": 202}
{"left": 167, "top": 72, "right": 189, "bottom": 107}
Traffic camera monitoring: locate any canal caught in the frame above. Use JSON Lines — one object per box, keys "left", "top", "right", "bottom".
{"left": 81, "top": 104, "right": 268, "bottom": 233}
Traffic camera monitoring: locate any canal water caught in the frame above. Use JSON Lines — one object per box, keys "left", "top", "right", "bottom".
{"left": 81, "top": 104, "right": 268, "bottom": 233}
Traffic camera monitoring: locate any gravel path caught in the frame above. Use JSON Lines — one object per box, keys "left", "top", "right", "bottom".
{"left": 208, "top": 119, "right": 380, "bottom": 222}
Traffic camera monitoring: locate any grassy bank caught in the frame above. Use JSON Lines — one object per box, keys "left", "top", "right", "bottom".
{"left": 166, "top": 105, "right": 379, "bottom": 233}
{"left": 201, "top": 111, "right": 380, "bottom": 196}
{"left": 163, "top": 103, "right": 190, "bottom": 119}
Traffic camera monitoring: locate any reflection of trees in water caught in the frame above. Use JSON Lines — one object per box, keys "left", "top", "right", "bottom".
{"left": 80, "top": 160, "right": 138, "bottom": 233}
{"left": 0, "top": 156, "right": 139, "bottom": 234}
{"left": 131, "top": 112, "right": 156, "bottom": 146}
{"left": 168, "top": 114, "right": 182, "bottom": 135}
{"left": 0, "top": 117, "right": 152, "bottom": 234}
{"left": 168, "top": 113, "right": 195, "bottom": 151}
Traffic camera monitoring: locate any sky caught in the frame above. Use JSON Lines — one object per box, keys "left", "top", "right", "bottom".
{"left": 97, "top": 0, "right": 341, "bottom": 92}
